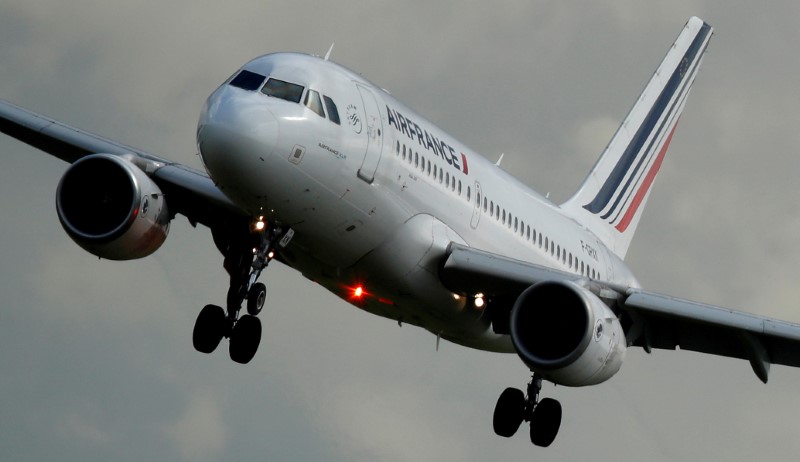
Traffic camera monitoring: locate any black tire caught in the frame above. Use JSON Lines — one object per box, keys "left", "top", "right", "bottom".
{"left": 530, "top": 398, "right": 562, "bottom": 447}
{"left": 229, "top": 315, "right": 262, "bottom": 364}
{"left": 247, "top": 282, "right": 267, "bottom": 316}
{"left": 493, "top": 387, "right": 526, "bottom": 437}
{"left": 193, "top": 304, "right": 225, "bottom": 354}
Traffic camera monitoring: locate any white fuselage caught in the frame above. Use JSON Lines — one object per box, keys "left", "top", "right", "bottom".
{"left": 197, "top": 53, "right": 639, "bottom": 352}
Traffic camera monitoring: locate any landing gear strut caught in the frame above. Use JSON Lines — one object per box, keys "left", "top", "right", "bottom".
{"left": 193, "top": 218, "right": 287, "bottom": 364}
{"left": 493, "top": 374, "right": 562, "bottom": 447}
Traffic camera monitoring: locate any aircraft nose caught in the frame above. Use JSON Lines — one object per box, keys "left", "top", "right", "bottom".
{"left": 197, "top": 87, "right": 279, "bottom": 196}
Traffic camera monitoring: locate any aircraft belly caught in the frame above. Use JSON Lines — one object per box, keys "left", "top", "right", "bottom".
{"left": 335, "top": 213, "right": 510, "bottom": 348}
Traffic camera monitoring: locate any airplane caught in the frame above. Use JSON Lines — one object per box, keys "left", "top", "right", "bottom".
{"left": 2, "top": 16, "right": 800, "bottom": 448}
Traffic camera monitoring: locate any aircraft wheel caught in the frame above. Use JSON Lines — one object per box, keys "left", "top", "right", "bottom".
{"left": 529, "top": 398, "right": 561, "bottom": 447}
{"left": 229, "top": 315, "right": 262, "bottom": 364}
{"left": 247, "top": 282, "right": 267, "bottom": 316}
{"left": 193, "top": 304, "right": 225, "bottom": 353}
{"left": 493, "top": 387, "right": 526, "bottom": 437}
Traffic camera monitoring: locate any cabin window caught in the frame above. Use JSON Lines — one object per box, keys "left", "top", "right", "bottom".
{"left": 323, "top": 95, "right": 340, "bottom": 124}
{"left": 304, "top": 89, "right": 325, "bottom": 117}
{"left": 229, "top": 70, "right": 266, "bottom": 91}
{"left": 466, "top": 186, "right": 471, "bottom": 201}
{"left": 262, "top": 78, "right": 304, "bottom": 103}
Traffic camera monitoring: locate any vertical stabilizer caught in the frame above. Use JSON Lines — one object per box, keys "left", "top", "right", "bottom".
{"left": 561, "top": 17, "right": 712, "bottom": 259}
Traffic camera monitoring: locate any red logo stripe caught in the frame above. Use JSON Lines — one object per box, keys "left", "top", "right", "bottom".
{"left": 615, "top": 118, "right": 680, "bottom": 232}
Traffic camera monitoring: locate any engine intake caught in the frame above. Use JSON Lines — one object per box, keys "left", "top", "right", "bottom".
{"left": 56, "top": 154, "right": 170, "bottom": 260}
{"left": 509, "top": 281, "right": 626, "bottom": 386}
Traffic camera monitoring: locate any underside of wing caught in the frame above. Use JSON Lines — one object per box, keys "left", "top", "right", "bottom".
{"left": 440, "top": 243, "right": 800, "bottom": 383}
{"left": 0, "top": 99, "right": 244, "bottom": 229}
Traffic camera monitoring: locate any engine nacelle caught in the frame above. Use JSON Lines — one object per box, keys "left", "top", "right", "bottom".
{"left": 509, "top": 280, "right": 626, "bottom": 387}
{"left": 56, "top": 154, "right": 170, "bottom": 260}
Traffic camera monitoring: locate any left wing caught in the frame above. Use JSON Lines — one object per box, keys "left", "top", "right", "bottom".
{"left": 0, "top": 100, "right": 244, "bottom": 229}
{"left": 440, "top": 243, "right": 800, "bottom": 383}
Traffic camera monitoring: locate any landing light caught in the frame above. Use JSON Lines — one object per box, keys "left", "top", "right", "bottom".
{"left": 255, "top": 216, "right": 266, "bottom": 231}
{"left": 474, "top": 294, "right": 485, "bottom": 309}
{"left": 267, "top": 250, "right": 275, "bottom": 260}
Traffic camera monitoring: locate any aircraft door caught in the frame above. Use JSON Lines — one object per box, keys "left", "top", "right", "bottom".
{"left": 470, "top": 181, "right": 482, "bottom": 229}
{"left": 355, "top": 84, "right": 384, "bottom": 183}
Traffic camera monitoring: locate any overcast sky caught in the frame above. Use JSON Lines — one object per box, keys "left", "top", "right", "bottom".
{"left": 2, "top": 1, "right": 800, "bottom": 461}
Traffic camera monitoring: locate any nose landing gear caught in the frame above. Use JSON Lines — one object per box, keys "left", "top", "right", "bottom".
{"left": 193, "top": 218, "right": 288, "bottom": 364}
{"left": 492, "top": 374, "right": 562, "bottom": 447}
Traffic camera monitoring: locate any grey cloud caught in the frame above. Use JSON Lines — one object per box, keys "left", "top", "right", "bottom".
{"left": 2, "top": 1, "right": 800, "bottom": 461}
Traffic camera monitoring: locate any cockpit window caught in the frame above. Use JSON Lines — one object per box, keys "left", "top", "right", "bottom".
{"left": 229, "top": 70, "right": 266, "bottom": 91}
{"left": 304, "top": 90, "right": 325, "bottom": 118}
{"left": 261, "top": 78, "right": 304, "bottom": 103}
{"left": 323, "top": 95, "right": 340, "bottom": 125}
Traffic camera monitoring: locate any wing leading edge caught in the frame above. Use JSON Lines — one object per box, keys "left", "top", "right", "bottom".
{"left": 440, "top": 243, "right": 800, "bottom": 383}
{"left": 0, "top": 100, "right": 244, "bottom": 229}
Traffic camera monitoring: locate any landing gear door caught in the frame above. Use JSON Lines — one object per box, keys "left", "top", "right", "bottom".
{"left": 355, "top": 84, "right": 384, "bottom": 183}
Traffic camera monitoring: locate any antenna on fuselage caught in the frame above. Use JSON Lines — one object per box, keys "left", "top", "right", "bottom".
{"left": 324, "top": 43, "right": 335, "bottom": 61}
{"left": 495, "top": 153, "right": 505, "bottom": 166}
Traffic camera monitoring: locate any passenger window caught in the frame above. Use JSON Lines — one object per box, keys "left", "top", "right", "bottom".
{"left": 323, "top": 95, "right": 340, "bottom": 124}
{"left": 467, "top": 186, "right": 471, "bottom": 201}
{"left": 262, "top": 78, "right": 304, "bottom": 103}
{"left": 304, "top": 90, "right": 325, "bottom": 117}
{"left": 230, "top": 70, "right": 266, "bottom": 91}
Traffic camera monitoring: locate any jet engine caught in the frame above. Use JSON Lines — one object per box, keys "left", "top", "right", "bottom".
{"left": 509, "top": 280, "right": 626, "bottom": 386}
{"left": 56, "top": 154, "right": 170, "bottom": 260}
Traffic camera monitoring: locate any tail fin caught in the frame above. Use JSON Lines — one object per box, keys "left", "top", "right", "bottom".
{"left": 561, "top": 17, "right": 713, "bottom": 259}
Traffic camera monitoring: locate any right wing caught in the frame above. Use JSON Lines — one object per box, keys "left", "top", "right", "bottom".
{"left": 0, "top": 99, "right": 244, "bottom": 229}
{"left": 440, "top": 243, "right": 800, "bottom": 383}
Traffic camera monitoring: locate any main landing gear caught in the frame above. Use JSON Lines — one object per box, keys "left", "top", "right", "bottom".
{"left": 493, "top": 374, "right": 562, "bottom": 447}
{"left": 193, "top": 218, "right": 285, "bottom": 364}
